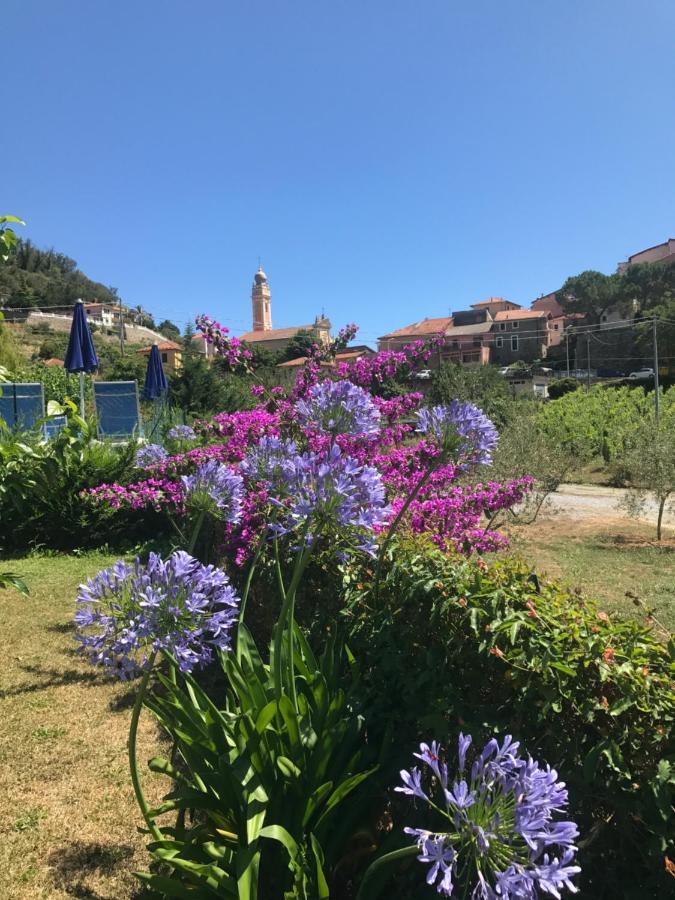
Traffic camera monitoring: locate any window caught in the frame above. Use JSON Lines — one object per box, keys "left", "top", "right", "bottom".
{"left": 553, "top": 322, "right": 559, "bottom": 330}
{"left": 495, "top": 337, "right": 503, "bottom": 348}
{"left": 512, "top": 321, "right": 519, "bottom": 329}
{"left": 161, "top": 353, "right": 168, "bottom": 363}
{"left": 499, "top": 322, "right": 506, "bottom": 331}
{"left": 511, "top": 335, "right": 519, "bottom": 352}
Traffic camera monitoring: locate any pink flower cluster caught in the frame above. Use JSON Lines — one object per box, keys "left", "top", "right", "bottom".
{"left": 195, "top": 409, "right": 281, "bottom": 460}
{"left": 84, "top": 479, "right": 185, "bottom": 512}
{"left": 84, "top": 322, "right": 533, "bottom": 563}
{"left": 194, "top": 314, "right": 253, "bottom": 372}
{"left": 334, "top": 338, "right": 442, "bottom": 389}
{"left": 389, "top": 478, "right": 533, "bottom": 554}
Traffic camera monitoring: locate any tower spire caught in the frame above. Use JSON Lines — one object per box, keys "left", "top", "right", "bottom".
{"left": 252, "top": 265, "right": 272, "bottom": 332}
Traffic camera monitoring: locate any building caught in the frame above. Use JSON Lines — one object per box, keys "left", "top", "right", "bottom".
{"left": 138, "top": 340, "right": 183, "bottom": 373}
{"left": 84, "top": 303, "right": 123, "bottom": 328}
{"left": 618, "top": 238, "right": 675, "bottom": 272}
{"left": 491, "top": 309, "right": 551, "bottom": 364}
{"left": 237, "top": 268, "right": 332, "bottom": 354}
{"left": 377, "top": 317, "right": 454, "bottom": 351}
{"left": 470, "top": 297, "right": 521, "bottom": 315}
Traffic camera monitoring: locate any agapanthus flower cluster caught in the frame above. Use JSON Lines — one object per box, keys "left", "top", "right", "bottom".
{"left": 135, "top": 443, "right": 169, "bottom": 468}
{"left": 181, "top": 460, "right": 244, "bottom": 523}
{"left": 167, "top": 424, "right": 196, "bottom": 441}
{"left": 74, "top": 551, "right": 240, "bottom": 677}
{"left": 195, "top": 314, "right": 253, "bottom": 371}
{"left": 416, "top": 401, "right": 499, "bottom": 467}
{"left": 397, "top": 734, "right": 580, "bottom": 898}
{"left": 296, "top": 379, "right": 381, "bottom": 437}
{"left": 246, "top": 441, "right": 389, "bottom": 555}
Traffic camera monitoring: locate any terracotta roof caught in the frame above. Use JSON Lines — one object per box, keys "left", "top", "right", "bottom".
{"left": 443, "top": 322, "right": 493, "bottom": 337}
{"left": 239, "top": 325, "right": 315, "bottom": 343}
{"left": 138, "top": 340, "right": 182, "bottom": 352}
{"left": 494, "top": 310, "right": 548, "bottom": 322}
{"left": 379, "top": 317, "right": 453, "bottom": 340}
{"left": 277, "top": 348, "right": 374, "bottom": 369}
{"left": 471, "top": 297, "right": 522, "bottom": 309}
{"left": 43, "top": 357, "right": 64, "bottom": 366}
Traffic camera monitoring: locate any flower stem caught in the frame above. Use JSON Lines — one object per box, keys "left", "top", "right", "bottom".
{"left": 356, "top": 845, "right": 420, "bottom": 899}
{"left": 128, "top": 652, "right": 162, "bottom": 842}
{"left": 236, "top": 531, "right": 268, "bottom": 662}
{"left": 187, "top": 510, "right": 206, "bottom": 556}
{"left": 373, "top": 462, "right": 437, "bottom": 601}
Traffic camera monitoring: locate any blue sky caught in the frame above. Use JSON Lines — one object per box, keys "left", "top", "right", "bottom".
{"left": 3, "top": 1, "right": 674, "bottom": 345}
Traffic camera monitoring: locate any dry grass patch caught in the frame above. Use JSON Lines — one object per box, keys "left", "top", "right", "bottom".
{"left": 0, "top": 553, "right": 165, "bottom": 900}
{"left": 504, "top": 515, "right": 675, "bottom": 634}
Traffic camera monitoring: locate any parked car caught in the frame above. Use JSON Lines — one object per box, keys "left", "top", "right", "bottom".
{"left": 627, "top": 367, "right": 654, "bottom": 381}
{"left": 414, "top": 369, "right": 433, "bottom": 380}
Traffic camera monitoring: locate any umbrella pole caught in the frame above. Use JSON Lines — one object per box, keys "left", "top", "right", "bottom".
{"left": 79, "top": 372, "right": 85, "bottom": 419}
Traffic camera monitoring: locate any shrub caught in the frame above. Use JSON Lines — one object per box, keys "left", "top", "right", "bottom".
{"left": 0, "top": 411, "right": 146, "bottom": 551}
{"left": 344, "top": 539, "right": 675, "bottom": 898}
{"left": 547, "top": 377, "right": 580, "bottom": 400}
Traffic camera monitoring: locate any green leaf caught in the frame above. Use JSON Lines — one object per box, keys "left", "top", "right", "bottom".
{"left": 609, "top": 697, "right": 634, "bottom": 717}
{"left": 310, "top": 833, "right": 330, "bottom": 899}
{"left": 549, "top": 661, "right": 576, "bottom": 677}
{"left": 258, "top": 824, "right": 300, "bottom": 861}
{"left": 657, "top": 759, "right": 672, "bottom": 784}
{"left": 277, "top": 755, "right": 302, "bottom": 779}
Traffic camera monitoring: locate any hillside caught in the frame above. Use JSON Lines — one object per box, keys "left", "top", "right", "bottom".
{"left": 0, "top": 239, "right": 122, "bottom": 311}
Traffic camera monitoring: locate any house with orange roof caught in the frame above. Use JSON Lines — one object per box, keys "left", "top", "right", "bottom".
{"left": 138, "top": 340, "right": 183, "bottom": 373}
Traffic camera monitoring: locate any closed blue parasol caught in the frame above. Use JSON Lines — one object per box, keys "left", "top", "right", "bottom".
{"left": 143, "top": 344, "right": 169, "bottom": 400}
{"left": 64, "top": 299, "right": 99, "bottom": 417}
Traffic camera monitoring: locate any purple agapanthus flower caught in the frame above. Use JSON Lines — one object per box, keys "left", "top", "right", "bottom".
{"left": 296, "top": 379, "right": 381, "bottom": 437}
{"left": 181, "top": 460, "right": 244, "bottom": 522}
{"left": 167, "top": 424, "right": 196, "bottom": 441}
{"left": 398, "top": 734, "right": 581, "bottom": 898}
{"left": 416, "top": 401, "right": 498, "bottom": 467}
{"left": 135, "top": 443, "right": 169, "bottom": 468}
{"left": 271, "top": 444, "right": 390, "bottom": 556}
{"left": 74, "top": 551, "right": 240, "bottom": 678}
{"left": 241, "top": 436, "right": 300, "bottom": 486}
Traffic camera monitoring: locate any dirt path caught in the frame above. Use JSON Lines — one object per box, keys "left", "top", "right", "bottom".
{"left": 544, "top": 483, "right": 675, "bottom": 528}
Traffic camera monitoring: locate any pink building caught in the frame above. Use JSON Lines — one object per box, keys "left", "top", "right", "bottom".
{"left": 618, "top": 238, "right": 675, "bottom": 272}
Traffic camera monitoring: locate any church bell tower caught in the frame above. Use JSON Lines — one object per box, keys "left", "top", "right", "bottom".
{"left": 252, "top": 267, "right": 272, "bottom": 331}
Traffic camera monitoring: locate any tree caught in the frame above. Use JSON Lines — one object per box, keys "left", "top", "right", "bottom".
{"left": 430, "top": 363, "right": 513, "bottom": 427}
{"left": 489, "top": 412, "right": 577, "bottom": 524}
{"left": 559, "top": 270, "right": 625, "bottom": 323}
{"left": 158, "top": 319, "right": 181, "bottom": 341}
{"left": 619, "top": 415, "right": 675, "bottom": 540}
{"left": 280, "top": 329, "right": 316, "bottom": 362}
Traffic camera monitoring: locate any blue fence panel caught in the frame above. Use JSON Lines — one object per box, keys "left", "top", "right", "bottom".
{"left": 94, "top": 381, "right": 142, "bottom": 438}
{"left": 0, "top": 383, "right": 45, "bottom": 431}
{"left": 44, "top": 415, "right": 68, "bottom": 439}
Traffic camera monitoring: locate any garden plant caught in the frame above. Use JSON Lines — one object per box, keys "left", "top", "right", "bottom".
{"left": 71, "top": 319, "right": 588, "bottom": 898}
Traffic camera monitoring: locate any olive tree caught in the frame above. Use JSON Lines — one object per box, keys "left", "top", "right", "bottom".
{"left": 619, "top": 415, "right": 675, "bottom": 540}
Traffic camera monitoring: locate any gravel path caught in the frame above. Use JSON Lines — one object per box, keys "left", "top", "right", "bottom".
{"left": 546, "top": 483, "right": 675, "bottom": 526}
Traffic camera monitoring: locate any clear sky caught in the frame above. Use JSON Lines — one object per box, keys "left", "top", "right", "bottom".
{"left": 3, "top": 1, "right": 674, "bottom": 345}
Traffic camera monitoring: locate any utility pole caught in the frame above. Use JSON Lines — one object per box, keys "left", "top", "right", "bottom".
{"left": 653, "top": 316, "right": 660, "bottom": 425}
{"left": 119, "top": 294, "right": 125, "bottom": 356}
{"left": 565, "top": 328, "right": 571, "bottom": 378}
{"left": 586, "top": 334, "right": 591, "bottom": 392}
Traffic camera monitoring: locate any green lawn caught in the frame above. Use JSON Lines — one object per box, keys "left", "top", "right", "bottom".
{"left": 506, "top": 518, "right": 675, "bottom": 635}
{"left": 0, "top": 553, "right": 163, "bottom": 900}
